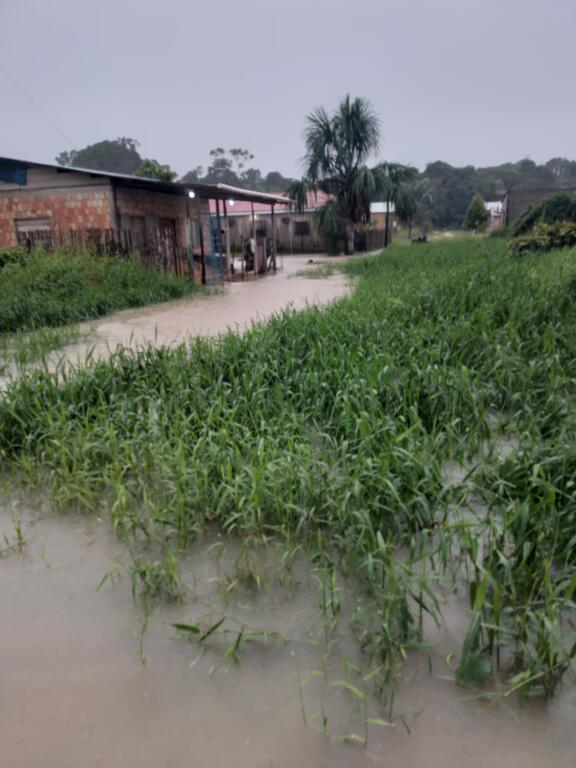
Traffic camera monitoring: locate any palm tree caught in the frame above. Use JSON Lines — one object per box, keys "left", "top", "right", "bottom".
{"left": 378, "top": 162, "right": 418, "bottom": 247}
{"left": 289, "top": 97, "right": 417, "bottom": 254}
{"left": 288, "top": 96, "right": 387, "bottom": 255}
{"left": 395, "top": 187, "right": 419, "bottom": 241}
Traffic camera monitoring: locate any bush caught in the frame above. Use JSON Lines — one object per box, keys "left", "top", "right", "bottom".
{"left": 463, "top": 194, "right": 489, "bottom": 232}
{"left": 513, "top": 193, "right": 576, "bottom": 236}
{"left": 0, "top": 247, "right": 195, "bottom": 333}
{"left": 0, "top": 246, "right": 28, "bottom": 270}
{"left": 509, "top": 221, "right": 576, "bottom": 257}
{"left": 488, "top": 226, "right": 512, "bottom": 239}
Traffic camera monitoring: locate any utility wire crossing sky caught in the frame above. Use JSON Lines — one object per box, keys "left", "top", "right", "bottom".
{"left": 1, "top": 0, "right": 574, "bottom": 176}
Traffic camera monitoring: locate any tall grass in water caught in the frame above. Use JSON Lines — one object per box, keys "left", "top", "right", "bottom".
{"left": 0, "top": 247, "right": 195, "bottom": 333}
{"left": 0, "top": 325, "right": 83, "bottom": 377}
{"left": 1, "top": 238, "right": 575, "bottom": 700}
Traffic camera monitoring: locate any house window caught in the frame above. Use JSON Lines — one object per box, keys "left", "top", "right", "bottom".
{"left": 15, "top": 217, "right": 53, "bottom": 249}
{"left": 294, "top": 221, "right": 310, "bottom": 236}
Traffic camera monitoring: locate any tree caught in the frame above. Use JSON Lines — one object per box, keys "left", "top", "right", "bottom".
{"left": 228, "top": 148, "right": 254, "bottom": 175}
{"left": 545, "top": 158, "right": 576, "bottom": 188}
{"left": 56, "top": 138, "right": 142, "bottom": 174}
{"left": 379, "top": 162, "right": 418, "bottom": 246}
{"left": 242, "top": 168, "right": 263, "bottom": 189}
{"left": 181, "top": 150, "right": 294, "bottom": 192}
{"left": 395, "top": 187, "right": 420, "bottom": 240}
{"left": 135, "top": 158, "right": 177, "bottom": 182}
{"left": 264, "top": 170, "right": 293, "bottom": 192}
{"left": 463, "top": 194, "right": 489, "bottom": 232}
{"left": 289, "top": 95, "right": 388, "bottom": 255}
{"left": 180, "top": 166, "right": 204, "bottom": 184}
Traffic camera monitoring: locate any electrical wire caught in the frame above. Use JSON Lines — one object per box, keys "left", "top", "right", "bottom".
{"left": 0, "top": 60, "right": 78, "bottom": 150}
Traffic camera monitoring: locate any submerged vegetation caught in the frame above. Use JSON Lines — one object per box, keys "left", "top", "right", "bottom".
{"left": 0, "top": 325, "right": 84, "bottom": 378}
{"left": 0, "top": 247, "right": 195, "bottom": 333}
{"left": 1, "top": 238, "right": 575, "bottom": 703}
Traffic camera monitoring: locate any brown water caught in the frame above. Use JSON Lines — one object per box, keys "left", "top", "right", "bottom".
{"left": 46, "top": 255, "right": 351, "bottom": 370}
{"left": 2, "top": 266, "right": 574, "bottom": 765}
{"left": 1, "top": 502, "right": 574, "bottom": 768}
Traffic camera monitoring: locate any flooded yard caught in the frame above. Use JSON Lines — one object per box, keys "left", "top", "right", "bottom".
{"left": 51, "top": 255, "right": 351, "bottom": 369}
{"left": 2, "top": 241, "right": 576, "bottom": 767}
{"left": 1, "top": 502, "right": 574, "bottom": 768}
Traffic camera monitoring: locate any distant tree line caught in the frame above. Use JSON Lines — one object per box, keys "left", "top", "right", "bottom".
{"left": 56, "top": 139, "right": 576, "bottom": 229}
{"left": 56, "top": 139, "right": 294, "bottom": 191}
{"left": 412, "top": 158, "right": 576, "bottom": 229}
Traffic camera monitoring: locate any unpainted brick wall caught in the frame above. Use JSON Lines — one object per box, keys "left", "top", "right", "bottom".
{"left": 0, "top": 187, "right": 114, "bottom": 247}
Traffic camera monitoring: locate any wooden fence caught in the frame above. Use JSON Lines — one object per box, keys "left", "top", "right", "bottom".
{"left": 16, "top": 226, "right": 194, "bottom": 278}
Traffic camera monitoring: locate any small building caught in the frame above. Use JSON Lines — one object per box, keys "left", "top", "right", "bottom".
{"left": 210, "top": 190, "right": 395, "bottom": 254}
{"left": 502, "top": 188, "right": 576, "bottom": 228}
{"left": 0, "top": 156, "right": 290, "bottom": 282}
{"left": 485, "top": 201, "right": 503, "bottom": 231}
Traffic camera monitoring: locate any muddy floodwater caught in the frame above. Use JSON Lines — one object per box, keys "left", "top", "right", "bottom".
{"left": 1, "top": 503, "right": 575, "bottom": 768}
{"left": 1, "top": 257, "right": 575, "bottom": 765}
{"left": 47, "top": 255, "right": 352, "bottom": 370}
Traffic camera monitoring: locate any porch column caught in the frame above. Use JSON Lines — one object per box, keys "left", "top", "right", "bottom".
{"left": 223, "top": 198, "right": 232, "bottom": 277}
{"left": 270, "top": 204, "right": 277, "bottom": 272}
{"left": 215, "top": 198, "right": 223, "bottom": 275}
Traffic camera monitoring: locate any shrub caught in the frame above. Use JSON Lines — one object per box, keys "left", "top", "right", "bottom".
{"left": 0, "top": 247, "right": 195, "bottom": 333}
{"left": 0, "top": 246, "right": 28, "bottom": 270}
{"left": 509, "top": 221, "right": 576, "bottom": 257}
{"left": 513, "top": 193, "right": 576, "bottom": 236}
{"left": 488, "top": 226, "right": 511, "bottom": 239}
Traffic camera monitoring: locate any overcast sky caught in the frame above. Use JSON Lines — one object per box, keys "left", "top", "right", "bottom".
{"left": 1, "top": 0, "right": 574, "bottom": 176}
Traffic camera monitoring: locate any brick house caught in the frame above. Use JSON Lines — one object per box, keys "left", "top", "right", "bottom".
{"left": 0, "top": 156, "right": 290, "bottom": 280}
{"left": 502, "top": 188, "right": 576, "bottom": 228}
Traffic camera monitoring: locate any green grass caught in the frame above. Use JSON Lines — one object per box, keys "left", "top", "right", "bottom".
{"left": 1, "top": 238, "right": 575, "bottom": 701}
{"left": 0, "top": 247, "right": 196, "bottom": 333}
{"left": 0, "top": 325, "right": 85, "bottom": 377}
{"left": 291, "top": 263, "right": 337, "bottom": 279}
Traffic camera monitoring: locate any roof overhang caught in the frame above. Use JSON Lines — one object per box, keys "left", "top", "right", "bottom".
{"left": 0, "top": 155, "right": 293, "bottom": 206}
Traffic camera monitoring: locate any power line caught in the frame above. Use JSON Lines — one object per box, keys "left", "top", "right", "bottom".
{"left": 0, "top": 60, "right": 78, "bottom": 151}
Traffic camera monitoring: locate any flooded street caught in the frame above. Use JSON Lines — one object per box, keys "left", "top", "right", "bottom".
{"left": 50, "top": 255, "right": 351, "bottom": 370}
{"left": 1, "top": 503, "right": 574, "bottom": 768}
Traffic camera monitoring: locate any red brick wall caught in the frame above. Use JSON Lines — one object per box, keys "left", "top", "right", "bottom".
{"left": 0, "top": 186, "right": 113, "bottom": 247}
{"left": 0, "top": 187, "right": 113, "bottom": 246}
{"left": 114, "top": 186, "right": 211, "bottom": 274}
{"left": 114, "top": 186, "right": 210, "bottom": 247}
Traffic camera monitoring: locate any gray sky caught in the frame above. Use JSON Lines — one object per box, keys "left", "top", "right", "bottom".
{"left": 1, "top": 0, "right": 574, "bottom": 176}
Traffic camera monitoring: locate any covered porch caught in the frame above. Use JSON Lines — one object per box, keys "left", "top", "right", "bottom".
{"left": 195, "top": 184, "right": 292, "bottom": 284}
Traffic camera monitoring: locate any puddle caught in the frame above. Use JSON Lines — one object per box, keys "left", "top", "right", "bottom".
{"left": 1, "top": 503, "right": 574, "bottom": 768}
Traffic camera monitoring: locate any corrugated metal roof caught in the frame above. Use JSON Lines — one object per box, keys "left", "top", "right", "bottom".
{"left": 0, "top": 155, "right": 291, "bottom": 205}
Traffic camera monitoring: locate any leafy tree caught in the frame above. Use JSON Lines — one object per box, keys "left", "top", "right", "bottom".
{"left": 289, "top": 95, "right": 388, "bottom": 255}
{"left": 463, "top": 194, "right": 489, "bottom": 232}
{"left": 56, "top": 138, "right": 142, "bottom": 174}
{"left": 181, "top": 149, "right": 293, "bottom": 192}
{"left": 242, "top": 168, "right": 263, "bottom": 188}
{"left": 544, "top": 158, "right": 576, "bottom": 188}
{"left": 203, "top": 154, "right": 237, "bottom": 185}
{"left": 264, "top": 170, "right": 293, "bottom": 191}
{"left": 180, "top": 166, "right": 204, "bottom": 184}
{"left": 228, "top": 148, "right": 254, "bottom": 175}
{"left": 135, "top": 159, "right": 177, "bottom": 182}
